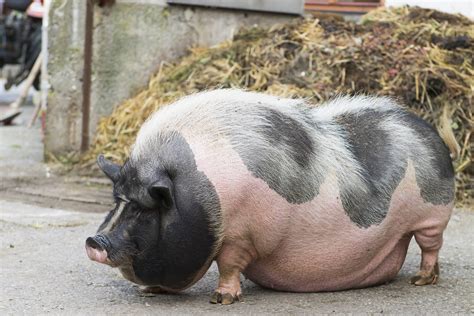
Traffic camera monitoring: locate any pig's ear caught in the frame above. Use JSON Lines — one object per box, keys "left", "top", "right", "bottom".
{"left": 148, "top": 176, "right": 174, "bottom": 211}
{"left": 97, "top": 155, "right": 121, "bottom": 183}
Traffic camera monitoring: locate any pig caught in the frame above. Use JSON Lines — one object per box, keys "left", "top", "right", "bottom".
{"left": 86, "top": 89, "right": 456, "bottom": 305}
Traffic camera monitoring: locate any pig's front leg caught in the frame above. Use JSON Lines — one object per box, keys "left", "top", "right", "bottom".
{"left": 210, "top": 241, "right": 256, "bottom": 305}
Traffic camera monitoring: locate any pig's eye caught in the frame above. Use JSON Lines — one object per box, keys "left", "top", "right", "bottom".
{"left": 130, "top": 199, "right": 154, "bottom": 212}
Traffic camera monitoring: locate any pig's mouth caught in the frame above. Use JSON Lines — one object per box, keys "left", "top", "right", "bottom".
{"left": 85, "top": 234, "right": 161, "bottom": 287}
{"left": 85, "top": 234, "right": 136, "bottom": 268}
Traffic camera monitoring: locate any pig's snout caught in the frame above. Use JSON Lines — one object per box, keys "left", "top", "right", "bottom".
{"left": 85, "top": 235, "right": 110, "bottom": 264}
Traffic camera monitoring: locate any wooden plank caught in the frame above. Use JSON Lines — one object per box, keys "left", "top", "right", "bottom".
{"left": 305, "top": 0, "right": 382, "bottom": 13}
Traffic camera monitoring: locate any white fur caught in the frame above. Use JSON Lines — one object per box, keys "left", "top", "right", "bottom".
{"left": 132, "top": 89, "right": 302, "bottom": 157}
{"left": 313, "top": 95, "right": 399, "bottom": 121}
{"left": 101, "top": 201, "right": 126, "bottom": 233}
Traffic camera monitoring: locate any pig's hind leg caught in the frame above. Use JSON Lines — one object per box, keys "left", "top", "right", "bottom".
{"left": 410, "top": 225, "right": 444, "bottom": 286}
{"left": 210, "top": 241, "right": 256, "bottom": 305}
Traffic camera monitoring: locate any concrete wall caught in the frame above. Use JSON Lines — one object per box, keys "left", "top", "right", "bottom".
{"left": 45, "top": 0, "right": 292, "bottom": 156}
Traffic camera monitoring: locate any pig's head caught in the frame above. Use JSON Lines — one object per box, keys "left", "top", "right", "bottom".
{"left": 86, "top": 153, "right": 219, "bottom": 291}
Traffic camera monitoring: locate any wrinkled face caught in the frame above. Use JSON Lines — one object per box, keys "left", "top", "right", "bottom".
{"left": 87, "top": 195, "right": 161, "bottom": 282}
{"left": 85, "top": 155, "right": 181, "bottom": 289}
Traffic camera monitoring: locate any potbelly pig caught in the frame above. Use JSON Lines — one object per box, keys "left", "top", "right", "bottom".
{"left": 86, "top": 89, "right": 456, "bottom": 304}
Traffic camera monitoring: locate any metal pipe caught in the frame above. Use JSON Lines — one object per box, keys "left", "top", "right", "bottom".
{"left": 81, "top": 0, "right": 94, "bottom": 153}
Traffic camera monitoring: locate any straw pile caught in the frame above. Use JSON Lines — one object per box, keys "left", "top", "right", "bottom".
{"left": 83, "top": 7, "right": 473, "bottom": 204}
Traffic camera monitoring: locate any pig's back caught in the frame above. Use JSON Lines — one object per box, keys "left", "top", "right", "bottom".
{"left": 153, "top": 91, "right": 455, "bottom": 222}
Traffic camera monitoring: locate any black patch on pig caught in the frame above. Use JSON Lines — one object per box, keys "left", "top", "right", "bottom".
{"left": 231, "top": 106, "right": 321, "bottom": 204}
{"left": 397, "top": 111, "right": 455, "bottom": 205}
{"left": 336, "top": 108, "right": 455, "bottom": 228}
{"left": 336, "top": 109, "right": 407, "bottom": 228}
{"left": 114, "top": 132, "right": 220, "bottom": 290}
{"left": 261, "top": 108, "right": 314, "bottom": 169}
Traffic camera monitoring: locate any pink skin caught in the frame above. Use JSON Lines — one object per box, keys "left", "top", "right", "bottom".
{"left": 85, "top": 246, "right": 108, "bottom": 264}
{"left": 185, "top": 133, "right": 452, "bottom": 302}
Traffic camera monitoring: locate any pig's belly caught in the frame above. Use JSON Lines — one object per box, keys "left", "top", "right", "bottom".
{"left": 243, "top": 228, "right": 412, "bottom": 292}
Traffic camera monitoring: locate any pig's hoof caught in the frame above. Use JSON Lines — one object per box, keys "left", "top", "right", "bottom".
{"left": 410, "top": 268, "right": 439, "bottom": 285}
{"left": 410, "top": 273, "right": 438, "bottom": 286}
{"left": 410, "top": 262, "right": 439, "bottom": 286}
{"left": 210, "top": 291, "right": 243, "bottom": 305}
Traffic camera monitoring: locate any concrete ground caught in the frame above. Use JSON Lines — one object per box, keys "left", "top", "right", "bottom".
{"left": 0, "top": 101, "right": 473, "bottom": 314}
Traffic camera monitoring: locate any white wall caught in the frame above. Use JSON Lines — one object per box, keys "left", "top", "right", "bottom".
{"left": 385, "top": 0, "right": 473, "bottom": 19}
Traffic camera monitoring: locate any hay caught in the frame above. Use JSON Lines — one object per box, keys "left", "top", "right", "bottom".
{"left": 83, "top": 7, "right": 473, "bottom": 204}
